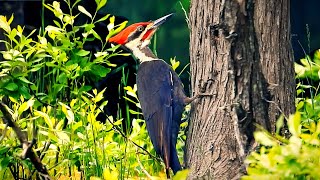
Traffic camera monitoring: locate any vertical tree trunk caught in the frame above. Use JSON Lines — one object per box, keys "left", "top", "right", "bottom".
{"left": 185, "top": 0, "right": 295, "bottom": 179}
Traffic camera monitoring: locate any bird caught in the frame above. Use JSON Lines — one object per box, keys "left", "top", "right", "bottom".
{"left": 108, "top": 13, "right": 197, "bottom": 177}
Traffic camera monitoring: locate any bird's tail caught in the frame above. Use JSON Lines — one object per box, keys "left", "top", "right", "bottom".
{"left": 170, "top": 143, "right": 181, "bottom": 174}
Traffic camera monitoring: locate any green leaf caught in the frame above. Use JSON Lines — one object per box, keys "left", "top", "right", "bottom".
{"left": 90, "top": 64, "right": 111, "bottom": 77}
{"left": 18, "top": 98, "right": 34, "bottom": 115}
{"left": 56, "top": 131, "right": 70, "bottom": 144}
{"left": 0, "top": 15, "right": 11, "bottom": 33}
{"left": 94, "top": 88, "right": 106, "bottom": 103}
{"left": 78, "top": 85, "right": 92, "bottom": 94}
{"left": 59, "top": 102, "right": 74, "bottom": 123}
{"left": 129, "top": 109, "right": 142, "bottom": 115}
{"left": 53, "top": 20, "right": 61, "bottom": 28}
{"left": 35, "top": 110, "right": 54, "bottom": 129}
{"left": 113, "top": 119, "right": 123, "bottom": 126}
{"left": 288, "top": 112, "right": 301, "bottom": 136}
{"left": 173, "top": 169, "right": 189, "bottom": 180}
{"left": 72, "top": 121, "right": 83, "bottom": 133}
{"left": 18, "top": 86, "right": 31, "bottom": 99}
{"left": 18, "top": 76, "right": 33, "bottom": 84}
{"left": 170, "top": 57, "right": 180, "bottom": 71}
{"left": 5, "top": 83, "right": 18, "bottom": 91}
{"left": 77, "top": 132, "right": 86, "bottom": 140}
{"left": 0, "top": 146, "right": 9, "bottom": 155}
{"left": 55, "top": 120, "right": 64, "bottom": 130}
{"left": 96, "top": 14, "right": 110, "bottom": 23}
{"left": 0, "top": 157, "right": 11, "bottom": 170}
{"left": 254, "top": 131, "right": 277, "bottom": 146}
{"left": 58, "top": 73, "right": 67, "bottom": 84}
{"left": 8, "top": 28, "right": 17, "bottom": 40}
{"left": 8, "top": 14, "right": 13, "bottom": 25}
{"left": 48, "top": 132, "right": 58, "bottom": 143}
{"left": 96, "top": 0, "right": 108, "bottom": 11}
{"left": 76, "top": 49, "right": 90, "bottom": 56}
{"left": 63, "top": 15, "right": 74, "bottom": 25}
{"left": 124, "top": 85, "right": 138, "bottom": 99}
{"left": 78, "top": 5, "right": 92, "bottom": 19}
{"left": 106, "top": 20, "right": 128, "bottom": 41}
{"left": 91, "top": 29, "right": 101, "bottom": 40}
{"left": 275, "top": 115, "right": 284, "bottom": 134}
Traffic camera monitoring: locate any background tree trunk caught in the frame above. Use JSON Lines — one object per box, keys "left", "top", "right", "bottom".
{"left": 185, "top": 0, "right": 295, "bottom": 179}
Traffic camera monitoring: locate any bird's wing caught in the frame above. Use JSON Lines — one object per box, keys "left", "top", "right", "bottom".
{"left": 136, "top": 60, "right": 173, "bottom": 166}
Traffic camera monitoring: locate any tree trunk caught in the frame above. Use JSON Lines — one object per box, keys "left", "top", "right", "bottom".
{"left": 185, "top": 0, "right": 295, "bottom": 179}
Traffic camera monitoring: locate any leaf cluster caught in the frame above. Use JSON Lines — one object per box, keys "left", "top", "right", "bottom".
{"left": 244, "top": 50, "right": 320, "bottom": 179}
{"left": 0, "top": 0, "right": 171, "bottom": 179}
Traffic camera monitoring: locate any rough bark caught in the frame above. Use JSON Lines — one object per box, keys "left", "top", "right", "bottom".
{"left": 185, "top": 0, "right": 295, "bottom": 179}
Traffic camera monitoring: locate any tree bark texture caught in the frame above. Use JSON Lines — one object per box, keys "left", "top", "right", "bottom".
{"left": 186, "top": 0, "right": 295, "bottom": 179}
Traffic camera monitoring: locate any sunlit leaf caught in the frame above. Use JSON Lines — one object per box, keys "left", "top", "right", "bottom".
{"left": 103, "top": 168, "right": 118, "bottom": 180}
{"left": 72, "top": 121, "right": 83, "bottom": 133}
{"left": 107, "top": 16, "right": 115, "bottom": 31}
{"left": 35, "top": 110, "right": 54, "bottom": 129}
{"left": 48, "top": 132, "right": 58, "bottom": 142}
{"left": 288, "top": 112, "right": 301, "bottom": 136}
{"left": 59, "top": 102, "right": 75, "bottom": 123}
{"left": 94, "top": 88, "right": 106, "bottom": 103}
{"left": 96, "top": 0, "right": 108, "bottom": 11}
{"left": 18, "top": 98, "right": 34, "bottom": 115}
{"left": 96, "top": 14, "right": 110, "bottom": 23}
{"left": 254, "top": 131, "right": 277, "bottom": 146}
{"left": 56, "top": 131, "right": 70, "bottom": 144}
{"left": 91, "top": 29, "right": 101, "bottom": 40}
{"left": 0, "top": 15, "right": 11, "bottom": 33}
{"left": 275, "top": 115, "right": 284, "bottom": 134}
{"left": 173, "top": 169, "right": 189, "bottom": 180}
{"left": 78, "top": 5, "right": 92, "bottom": 19}
{"left": 170, "top": 57, "right": 180, "bottom": 71}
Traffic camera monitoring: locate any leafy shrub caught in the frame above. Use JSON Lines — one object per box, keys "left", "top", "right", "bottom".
{"left": 0, "top": 0, "right": 189, "bottom": 179}
{"left": 243, "top": 112, "right": 320, "bottom": 179}
{"left": 243, "top": 50, "right": 320, "bottom": 179}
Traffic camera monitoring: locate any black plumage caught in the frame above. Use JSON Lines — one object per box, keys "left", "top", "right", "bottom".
{"left": 137, "top": 60, "right": 186, "bottom": 174}
{"left": 107, "top": 13, "right": 191, "bottom": 176}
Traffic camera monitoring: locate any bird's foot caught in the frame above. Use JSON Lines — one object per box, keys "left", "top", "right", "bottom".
{"left": 184, "top": 78, "right": 216, "bottom": 104}
{"left": 184, "top": 93, "right": 214, "bottom": 104}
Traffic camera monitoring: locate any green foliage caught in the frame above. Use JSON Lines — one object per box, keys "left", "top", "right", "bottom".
{"left": 0, "top": 0, "right": 189, "bottom": 179}
{"left": 295, "top": 50, "right": 320, "bottom": 122}
{"left": 244, "top": 112, "right": 320, "bottom": 179}
{"left": 244, "top": 50, "right": 320, "bottom": 179}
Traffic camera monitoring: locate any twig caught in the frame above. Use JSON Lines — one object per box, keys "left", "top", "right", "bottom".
{"left": 136, "top": 148, "right": 153, "bottom": 179}
{"left": 0, "top": 102, "right": 52, "bottom": 180}
{"left": 179, "top": 1, "right": 190, "bottom": 29}
{"left": 0, "top": 123, "right": 8, "bottom": 143}
{"left": 90, "top": 97, "right": 160, "bottom": 161}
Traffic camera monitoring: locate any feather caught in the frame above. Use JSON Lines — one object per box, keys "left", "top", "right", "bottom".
{"left": 137, "top": 60, "right": 186, "bottom": 174}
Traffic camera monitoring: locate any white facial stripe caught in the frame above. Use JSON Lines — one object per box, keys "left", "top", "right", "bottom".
{"left": 125, "top": 39, "right": 154, "bottom": 62}
{"left": 141, "top": 39, "right": 150, "bottom": 49}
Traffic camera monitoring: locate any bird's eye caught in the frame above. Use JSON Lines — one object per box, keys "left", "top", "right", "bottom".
{"left": 137, "top": 26, "right": 145, "bottom": 32}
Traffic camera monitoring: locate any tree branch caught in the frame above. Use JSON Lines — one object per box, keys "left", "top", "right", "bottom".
{"left": 0, "top": 102, "right": 52, "bottom": 180}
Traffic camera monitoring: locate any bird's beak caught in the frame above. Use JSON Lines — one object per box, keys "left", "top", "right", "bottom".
{"left": 149, "top": 13, "right": 174, "bottom": 29}
{"left": 141, "top": 13, "right": 174, "bottom": 48}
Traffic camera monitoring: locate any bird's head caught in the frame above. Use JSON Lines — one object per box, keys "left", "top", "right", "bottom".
{"left": 109, "top": 13, "right": 173, "bottom": 55}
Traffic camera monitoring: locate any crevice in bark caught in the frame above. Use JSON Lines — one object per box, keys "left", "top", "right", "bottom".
{"left": 186, "top": 0, "right": 294, "bottom": 179}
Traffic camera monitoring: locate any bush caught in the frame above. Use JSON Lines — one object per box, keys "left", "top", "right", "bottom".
{"left": 244, "top": 50, "right": 320, "bottom": 179}
{"left": 243, "top": 112, "right": 320, "bottom": 179}
{"left": 0, "top": 0, "right": 184, "bottom": 179}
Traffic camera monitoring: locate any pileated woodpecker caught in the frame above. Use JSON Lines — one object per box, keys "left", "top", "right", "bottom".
{"left": 109, "top": 14, "right": 196, "bottom": 177}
